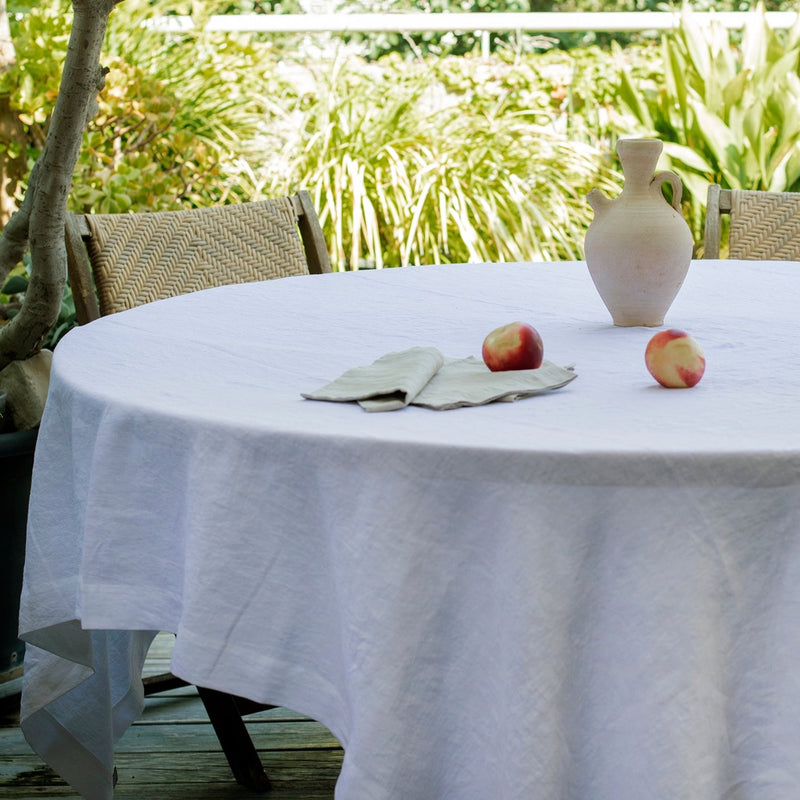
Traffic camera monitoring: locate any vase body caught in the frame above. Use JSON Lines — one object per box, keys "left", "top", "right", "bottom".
{"left": 584, "top": 139, "right": 694, "bottom": 327}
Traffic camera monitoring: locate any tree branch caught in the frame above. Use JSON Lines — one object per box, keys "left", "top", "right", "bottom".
{"left": 0, "top": 0, "right": 121, "bottom": 368}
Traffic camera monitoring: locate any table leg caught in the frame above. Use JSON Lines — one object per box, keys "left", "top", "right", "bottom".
{"left": 197, "top": 685, "right": 272, "bottom": 793}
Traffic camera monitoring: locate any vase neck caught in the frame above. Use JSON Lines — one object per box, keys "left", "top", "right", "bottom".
{"left": 617, "top": 139, "right": 662, "bottom": 193}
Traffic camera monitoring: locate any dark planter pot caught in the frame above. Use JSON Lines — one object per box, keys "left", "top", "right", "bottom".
{"left": 0, "top": 425, "right": 37, "bottom": 682}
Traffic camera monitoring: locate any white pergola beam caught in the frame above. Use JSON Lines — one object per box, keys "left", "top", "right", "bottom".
{"left": 145, "top": 11, "right": 799, "bottom": 35}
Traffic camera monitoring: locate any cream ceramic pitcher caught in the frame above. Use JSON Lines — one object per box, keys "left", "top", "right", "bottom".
{"left": 584, "top": 138, "right": 693, "bottom": 327}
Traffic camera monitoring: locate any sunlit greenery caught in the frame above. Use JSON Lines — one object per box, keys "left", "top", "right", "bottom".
{"left": 616, "top": 6, "right": 800, "bottom": 240}
{"left": 255, "top": 54, "right": 622, "bottom": 267}
{"left": 1, "top": 1, "right": 800, "bottom": 271}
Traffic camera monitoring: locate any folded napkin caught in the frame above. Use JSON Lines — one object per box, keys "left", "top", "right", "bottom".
{"left": 302, "top": 347, "right": 577, "bottom": 412}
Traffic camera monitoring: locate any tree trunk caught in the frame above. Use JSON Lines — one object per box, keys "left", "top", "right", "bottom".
{"left": 0, "top": 0, "right": 121, "bottom": 370}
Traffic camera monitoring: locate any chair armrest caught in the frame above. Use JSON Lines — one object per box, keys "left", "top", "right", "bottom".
{"left": 65, "top": 213, "right": 101, "bottom": 324}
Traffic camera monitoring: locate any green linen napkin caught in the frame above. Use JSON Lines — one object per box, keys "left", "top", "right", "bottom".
{"left": 302, "top": 347, "right": 577, "bottom": 412}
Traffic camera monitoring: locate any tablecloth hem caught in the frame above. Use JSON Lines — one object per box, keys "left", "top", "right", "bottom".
{"left": 21, "top": 708, "right": 116, "bottom": 800}
{"left": 170, "top": 633, "right": 351, "bottom": 750}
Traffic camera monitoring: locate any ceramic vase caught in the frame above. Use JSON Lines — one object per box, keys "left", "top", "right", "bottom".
{"left": 584, "top": 138, "right": 694, "bottom": 327}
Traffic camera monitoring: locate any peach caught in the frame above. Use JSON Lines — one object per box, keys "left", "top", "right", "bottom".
{"left": 645, "top": 329, "right": 705, "bottom": 388}
{"left": 482, "top": 322, "right": 544, "bottom": 372}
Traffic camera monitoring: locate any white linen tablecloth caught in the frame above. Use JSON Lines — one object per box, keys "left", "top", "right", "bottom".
{"left": 19, "top": 260, "right": 800, "bottom": 799}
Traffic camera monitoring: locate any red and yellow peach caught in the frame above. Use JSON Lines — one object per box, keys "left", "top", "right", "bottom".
{"left": 645, "top": 329, "right": 705, "bottom": 388}
{"left": 482, "top": 322, "right": 544, "bottom": 372}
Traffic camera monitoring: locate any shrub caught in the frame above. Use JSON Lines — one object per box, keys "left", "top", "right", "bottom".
{"left": 72, "top": 2, "right": 285, "bottom": 212}
{"left": 2, "top": 0, "right": 284, "bottom": 213}
{"left": 12, "top": 1, "right": 797, "bottom": 270}
{"left": 612, "top": 5, "right": 800, "bottom": 238}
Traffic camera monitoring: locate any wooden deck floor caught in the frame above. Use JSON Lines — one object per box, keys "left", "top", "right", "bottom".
{"left": 0, "top": 634, "right": 343, "bottom": 799}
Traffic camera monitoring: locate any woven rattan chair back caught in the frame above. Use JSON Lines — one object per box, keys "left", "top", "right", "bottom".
{"left": 704, "top": 184, "right": 800, "bottom": 259}
{"left": 66, "top": 191, "right": 330, "bottom": 325}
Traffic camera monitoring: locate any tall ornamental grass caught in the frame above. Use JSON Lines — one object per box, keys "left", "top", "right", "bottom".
{"left": 258, "top": 56, "right": 621, "bottom": 269}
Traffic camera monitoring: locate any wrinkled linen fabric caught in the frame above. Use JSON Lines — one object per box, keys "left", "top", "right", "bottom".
{"left": 301, "top": 347, "right": 577, "bottom": 410}
{"left": 303, "top": 345, "right": 445, "bottom": 410}
{"left": 18, "top": 259, "right": 800, "bottom": 800}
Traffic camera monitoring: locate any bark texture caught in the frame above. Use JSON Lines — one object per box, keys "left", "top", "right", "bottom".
{"left": 0, "top": 0, "right": 120, "bottom": 369}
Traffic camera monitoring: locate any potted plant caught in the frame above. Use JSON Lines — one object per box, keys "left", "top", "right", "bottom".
{"left": 0, "top": 389, "right": 36, "bottom": 696}
{"left": 0, "top": 0, "right": 121, "bottom": 698}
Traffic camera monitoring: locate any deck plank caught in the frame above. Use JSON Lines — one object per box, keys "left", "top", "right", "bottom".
{"left": 0, "top": 634, "right": 343, "bottom": 799}
{"left": 0, "top": 750, "right": 342, "bottom": 796}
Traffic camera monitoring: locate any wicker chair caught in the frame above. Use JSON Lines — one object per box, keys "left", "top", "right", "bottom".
{"left": 66, "top": 191, "right": 330, "bottom": 325}
{"left": 703, "top": 184, "right": 800, "bottom": 260}
{"left": 64, "top": 192, "right": 330, "bottom": 793}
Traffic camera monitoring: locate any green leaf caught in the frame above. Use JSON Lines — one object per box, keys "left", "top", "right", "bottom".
{"left": 661, "top": 142, "right": 713, "bottom": 174}
{"left": 663, "top": 36, "right": 688, "bottom": 129}
{"left": 1, "top": 275, "right": 28, "bottom": 294}
{"left": 679, "top": 7, "right": 711, "bottom": 80}
{"left": 617, "top": 68, "right": 654, "bottom": 130}
{"left": 740, "top": 9, "right": 769, "bottom": 72}
{"left": 690, "top": 103, "right": 743, "bottom": 184}
{"left": 721, "top": 68, "right": 751, "bottom": 113}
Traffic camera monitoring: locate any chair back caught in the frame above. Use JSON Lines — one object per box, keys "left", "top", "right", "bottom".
{"left": 704, "top": 184, "right": 800, "bottom": 260}
{"left": 66, "top": 191, "right": 330, "bottom": 324}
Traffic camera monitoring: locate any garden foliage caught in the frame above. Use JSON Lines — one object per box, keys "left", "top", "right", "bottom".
{"left": 616, "top": 5, "right": 800, "bottom": 239}
{"left": 259, "top": 55, "right": 622, "bottom": 267}
{"left": 1, "top": 0, "right": 800, "bottom": 276}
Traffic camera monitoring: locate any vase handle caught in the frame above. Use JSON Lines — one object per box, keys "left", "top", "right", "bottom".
{"left": 652, "top": 170, "right": 683, "bottom": 211}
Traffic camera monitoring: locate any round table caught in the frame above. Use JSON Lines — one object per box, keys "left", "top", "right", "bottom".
{"left": 20, "top": 260, "right": 800, "bottom": 800}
